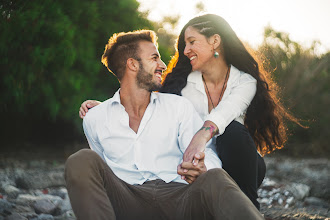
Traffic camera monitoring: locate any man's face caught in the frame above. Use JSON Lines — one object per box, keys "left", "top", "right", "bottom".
{"left": 136, "top": 41, "right": 166, "bottom": 91}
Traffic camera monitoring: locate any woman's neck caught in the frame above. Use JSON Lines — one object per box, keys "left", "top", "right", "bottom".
{"left": 201, "top": 57, "right": 229, "bottom": 86}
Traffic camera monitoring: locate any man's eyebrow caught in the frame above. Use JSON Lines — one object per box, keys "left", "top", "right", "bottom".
{"left": 152, "top": 53, "right": 160, "bottom": 57}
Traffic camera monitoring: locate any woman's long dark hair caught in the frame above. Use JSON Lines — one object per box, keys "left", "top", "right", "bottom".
{"left": 160, "top": 14, "right": 302, "bottom": 155}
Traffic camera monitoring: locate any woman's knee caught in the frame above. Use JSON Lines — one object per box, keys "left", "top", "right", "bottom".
{"left": 216, "top": 121, "right": 257, "bottom": 158}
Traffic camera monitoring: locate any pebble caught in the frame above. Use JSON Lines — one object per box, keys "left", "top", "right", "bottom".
{"left": 304, "top": 197, "right": 330, "bottom": 208}
{"left": 0, "top": 199, "right": 13, "bottom": 214}
{"left": 1, "top": 184, "right": 20, "bottom": 199}
{"left": 6, "top": 213, "right": 28, "bottom": 220}
{"left": 33, "top": 199, "right": 57, "bottom": 214}
{"left": 0, "top": 157, "right": 329, "bottom": 220}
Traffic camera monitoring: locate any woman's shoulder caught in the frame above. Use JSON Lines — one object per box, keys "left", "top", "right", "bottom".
{"left": 231, "top": 65, "right": 256, "bottom": 83}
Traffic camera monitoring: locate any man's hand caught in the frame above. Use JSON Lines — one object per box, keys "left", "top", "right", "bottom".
{"left": 79, "top": 100, "right": 102, "bottom": 119}
{"left": 177, "top": 152, "right": 207, "bottom": 184}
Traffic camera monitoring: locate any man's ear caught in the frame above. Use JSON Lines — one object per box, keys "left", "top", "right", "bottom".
{"left": 127, "top": 58, "right": 139, "bottom": 72}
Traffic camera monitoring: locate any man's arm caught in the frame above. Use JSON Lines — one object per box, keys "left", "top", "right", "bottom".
{"left": 83, "top": 115, "right": 105, "bottom": 160}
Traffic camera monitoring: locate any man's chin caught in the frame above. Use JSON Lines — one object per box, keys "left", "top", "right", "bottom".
{"left": 149, "top": 84, "right": 162, "bottom": 92}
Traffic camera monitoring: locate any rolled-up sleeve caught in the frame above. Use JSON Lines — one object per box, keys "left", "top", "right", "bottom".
{"left": 205, "top": 74, "right": 257, "bottom": 136}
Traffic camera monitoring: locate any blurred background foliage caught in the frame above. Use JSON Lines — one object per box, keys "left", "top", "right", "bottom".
{"left": 0, "top": 0, "right": 329, "bottom": 158}
{"left": 258, "top": 27, "right": 330, "bottom": 157}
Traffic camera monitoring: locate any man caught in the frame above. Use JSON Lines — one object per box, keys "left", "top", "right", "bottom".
{"left": 65, "top": 30, "right": 264, "bottom": 220}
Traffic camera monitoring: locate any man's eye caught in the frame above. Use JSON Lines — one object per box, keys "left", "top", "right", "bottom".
{"left": 190, "top": 40, "right": 195, "bottom": 44}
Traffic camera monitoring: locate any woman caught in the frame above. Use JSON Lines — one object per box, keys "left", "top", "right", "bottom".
{"left": 79, "top": 14, "right": 299, "bottom": 209}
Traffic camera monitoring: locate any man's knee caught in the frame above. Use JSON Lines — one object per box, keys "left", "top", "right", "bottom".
{"left": 65, "top": 149, "right": 102, "bottom": 182}
{"left": 66, "top": 149, "right": 100, "bottom": 167}
{"left": 198, "top": 168, "right": 238, "bottom": 189}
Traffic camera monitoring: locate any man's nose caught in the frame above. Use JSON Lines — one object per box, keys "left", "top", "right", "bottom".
{"left": 159, "top": 59, "right": 167, "bottom": 70}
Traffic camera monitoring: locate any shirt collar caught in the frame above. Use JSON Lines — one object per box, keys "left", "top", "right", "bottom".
{"left": 187, "top": 65, "right": 240, "bottom": 89}
{"left": 109, "top": 88, "right": 158, "bottom": 105}
{"left": 187, "top": 71, "right": 205, "bottom": 93}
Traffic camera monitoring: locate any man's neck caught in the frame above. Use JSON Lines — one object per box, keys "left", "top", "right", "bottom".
{"left": 119, "top": 82, "right": 151, "bottom": 133}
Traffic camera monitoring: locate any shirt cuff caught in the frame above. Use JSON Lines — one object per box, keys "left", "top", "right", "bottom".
{"left": 205, "top": 114, "right": 227, "bottom": 137}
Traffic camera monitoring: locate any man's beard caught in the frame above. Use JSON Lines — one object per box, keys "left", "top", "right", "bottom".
{"left": 136, "top": 61, "right": 162, "bottom": 92}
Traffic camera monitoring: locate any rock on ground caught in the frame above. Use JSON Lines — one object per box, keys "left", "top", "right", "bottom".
{"left": 0, "top": 156, "right": 329, "bottom": 219}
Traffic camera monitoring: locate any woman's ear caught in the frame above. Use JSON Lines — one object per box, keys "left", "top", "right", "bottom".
{"left": 210, "top": 34, "right": 221, "bottom": 50}
{"left": 127, "top": 58, "right": 139, "bottom": 72}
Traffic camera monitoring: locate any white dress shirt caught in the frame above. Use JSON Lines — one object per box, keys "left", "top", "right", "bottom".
{"left": 181, "top": 65, "right": 257, "bottom": 136}
{"left": 83, "top": 90, "right": 222, "bottom": 185}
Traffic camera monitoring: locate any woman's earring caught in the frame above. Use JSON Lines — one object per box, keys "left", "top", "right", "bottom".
{"left": 214, "top": 51, "right": 219, "bottom": 58}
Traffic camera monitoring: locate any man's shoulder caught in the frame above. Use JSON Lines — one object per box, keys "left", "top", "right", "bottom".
{"left": 156, "top": 92, "right": 191, "bottom": 105}
{"left": 84, "top": 98, "right": 112, "bottom": 123}
{"left": 156, "top": 93, "right": 196, "bottom": 118}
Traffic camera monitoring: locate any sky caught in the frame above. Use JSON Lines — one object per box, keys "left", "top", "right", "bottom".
{"left": 137, "top": 0, "right": 330, "bottom": 54}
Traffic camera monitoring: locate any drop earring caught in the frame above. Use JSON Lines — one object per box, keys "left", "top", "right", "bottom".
{"left": 214, "top": 51, "right": 219, "bottom": 58}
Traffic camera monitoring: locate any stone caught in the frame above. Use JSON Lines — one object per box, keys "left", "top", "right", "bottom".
{"left": 304, "top": 197, "right": 330, "bottom": 208}
{"left": 286, "top": 183, "right": 310, "bottom": 200}
{"left": 15, "top": 170, "right": 65, "bottom": 190}
{"left": 40, "top": 195, "right": 63, "bottom": 207}
{"left": 16, "top": 194, "right": 63, "bottom": 207}
{"left": 0, "top": 199, "right": 13, "bottom": 215}
{"left": 16, "top": 194, "right": 39, "bottom": 205}
{"left": 2, "top": 184, "right": 20, "bottom": 199}
{"left": 5, "top": 212, "right": 28, "bottom": 220}
{"left": 30, "top": 214, "right": 54, "bottom": 220}
{"left": 54, "top": 210, "right": 76, "bottom": 220}
{"left": 33, "top": 199, "right": 57, "bottom": 215}
{"left": 49, "top": 188, "right": 67, "bottom": 199}
{"left": 11, "top": 204, "right": 36, "bottom": 217}
{"left": 57, "top": 195, "right": 72, "bottom": 214}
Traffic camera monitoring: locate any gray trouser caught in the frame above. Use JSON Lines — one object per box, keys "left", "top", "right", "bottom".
{"left": 65, "top": 149, "right": 264, "bottom": 220}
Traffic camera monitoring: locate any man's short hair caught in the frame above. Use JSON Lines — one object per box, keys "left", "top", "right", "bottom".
{"left": 101, "top": 30, "right": 158, "bottom": 81}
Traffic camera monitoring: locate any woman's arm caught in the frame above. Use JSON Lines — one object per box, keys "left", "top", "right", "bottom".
{"left": 183, "top": 74, "right": 257, "bottom": 164}
{"left": 79, "top": 100, "right": 102, "bottom": 118}
{"left": 182, "top": 120, "right": 218, "bottom": 164}
{"left": 206, "top": 74, "right": 257, "bottom": 136}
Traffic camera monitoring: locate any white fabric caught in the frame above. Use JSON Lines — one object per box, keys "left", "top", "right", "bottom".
{"left": 181, "top": 65, "right": 257, "bottom": 136}
{"left": 83, "top": 90, "right": 222, "bottom": 185}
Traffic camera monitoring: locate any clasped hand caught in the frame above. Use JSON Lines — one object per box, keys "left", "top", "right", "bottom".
{"left": 177, "top": 152, "right": 207, "bottom": 184}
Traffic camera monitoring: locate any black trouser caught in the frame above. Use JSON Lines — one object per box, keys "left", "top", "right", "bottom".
{"left": 216, "top": 121, "right": 266, "bottom": 209}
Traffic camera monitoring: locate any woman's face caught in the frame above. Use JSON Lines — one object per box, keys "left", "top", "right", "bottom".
{"left": 183, "top": 26, "right": 214, "bottom": 71}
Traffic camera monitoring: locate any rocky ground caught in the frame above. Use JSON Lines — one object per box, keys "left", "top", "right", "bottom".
{"left": 0, "top": 155, "right": 329, "bottom": 220}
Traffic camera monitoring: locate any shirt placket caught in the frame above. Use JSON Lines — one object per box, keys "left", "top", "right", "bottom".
{"left": 134, "top": 99, "right": 157, "bottom": 181}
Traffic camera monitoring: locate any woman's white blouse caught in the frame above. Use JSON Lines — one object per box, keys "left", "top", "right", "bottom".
{"left": 181, "top": 65, "right": 257, "bottom": 136}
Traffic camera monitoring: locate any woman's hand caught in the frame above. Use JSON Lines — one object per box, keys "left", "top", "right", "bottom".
{"left": 183, "top": 121, "right": 219, "bottom": 165}
{"left": 79, "top": 100, "right": 102, "bottom": 119}
{"left": 177, "top": 152, "right": 207, "bottom": 184}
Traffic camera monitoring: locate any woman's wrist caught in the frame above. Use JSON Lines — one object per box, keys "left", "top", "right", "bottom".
{"left": 199, "top": 121, "right": 219, "bottom": 140}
